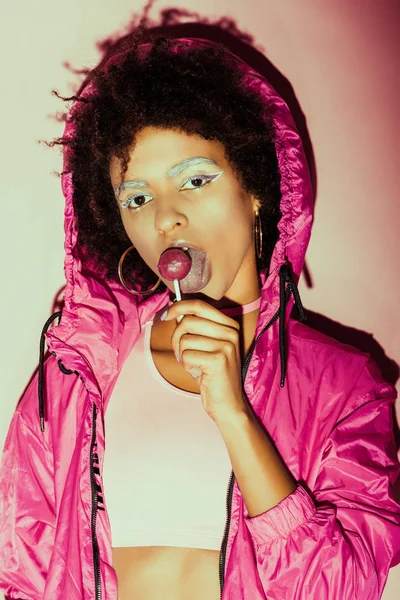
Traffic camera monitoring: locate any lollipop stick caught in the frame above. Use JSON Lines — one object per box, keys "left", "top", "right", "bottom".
{"left": 173, "top": 279, "right": 181, "bottom": 301}
{"left": 173, "top": 279, "right": 184, "bottom": 323}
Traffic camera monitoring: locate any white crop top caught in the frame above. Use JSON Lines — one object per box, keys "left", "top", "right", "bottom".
{"left": 102, "top": 316, "right": 233, "bottom": 550}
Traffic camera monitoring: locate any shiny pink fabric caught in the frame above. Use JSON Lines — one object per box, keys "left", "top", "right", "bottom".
{"left": 0, "top": 38, "right": 399, "bottom": 599}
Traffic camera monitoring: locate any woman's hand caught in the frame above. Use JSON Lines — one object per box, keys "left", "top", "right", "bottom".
{"left": 161, "top": 299, "right": 250, "bottom": 423}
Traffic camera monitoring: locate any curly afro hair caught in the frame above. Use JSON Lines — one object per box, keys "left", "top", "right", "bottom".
{"left": 51, "top": 22, "right": 282, "bottom": 296}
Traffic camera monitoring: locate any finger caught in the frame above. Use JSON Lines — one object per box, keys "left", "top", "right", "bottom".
{"left": 177, "top": 333, "right": 231, "bottom": 363}
{"left": 171, "top": 317, "right": 238, "bottom": 362}
{"left": 162, "top": 299, "right": 240, "bottom": 330}
{"left": 178, "top": 347, "right": 234, "bottom": 376}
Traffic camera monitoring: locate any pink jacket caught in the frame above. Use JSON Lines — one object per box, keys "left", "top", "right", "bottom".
{"left": 1, "top": 38, "right": 399, "bottom": 600}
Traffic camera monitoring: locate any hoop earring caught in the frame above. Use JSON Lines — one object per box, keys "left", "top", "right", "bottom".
{"left": 254, "top": 209, "right": 263, "bottom": 260}
{"left": 118, "top": 245, "right": 162, "bottom": 296}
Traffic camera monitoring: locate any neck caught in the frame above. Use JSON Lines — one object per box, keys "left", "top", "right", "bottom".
{"left": 173, "top": 279, "right": 262, "bottom": 314}
{"left": 218, "top": 295, "right": 261, "bottom": 317}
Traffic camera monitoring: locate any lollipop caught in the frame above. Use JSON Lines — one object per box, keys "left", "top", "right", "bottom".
{"left": 158, "top": 247, "right": 192, "bottom": 304}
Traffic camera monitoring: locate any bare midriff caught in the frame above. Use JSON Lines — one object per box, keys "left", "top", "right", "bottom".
{"left": 112, "top": 545, "right": 221, "bottom": 600}
{"left": 111, "top": 314, "right": 223, "bottom": 599}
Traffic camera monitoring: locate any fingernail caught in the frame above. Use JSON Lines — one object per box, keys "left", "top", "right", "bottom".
{"left": 189, "top": 368, "right": 200, "bottom": 379}
{"left": 160, "top": 310, "right": 168, "bottom": 321}
{"left": 174, "top": 350, "right": 179, "bottom": 362}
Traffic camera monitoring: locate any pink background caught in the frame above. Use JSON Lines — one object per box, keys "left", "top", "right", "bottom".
{"left": 0, "top": 1, "right": 399, "bottom": 596}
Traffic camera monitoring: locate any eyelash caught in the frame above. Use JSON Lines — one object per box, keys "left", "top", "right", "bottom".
{"left": 120, "top": 172, "right": 222, "bottom": 211}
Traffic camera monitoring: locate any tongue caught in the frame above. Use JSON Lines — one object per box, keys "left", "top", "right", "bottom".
{"left": 179, "top": 247, "right": 211, "bottom": 293}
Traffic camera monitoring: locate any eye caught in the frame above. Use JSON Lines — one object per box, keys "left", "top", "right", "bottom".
{"left": 120, "top": 193, "right": 154, "bottom": 210}
{"left": 179, "top": 171, "right": 223, "bottom": 191}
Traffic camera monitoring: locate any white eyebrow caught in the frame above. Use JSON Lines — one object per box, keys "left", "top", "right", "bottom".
{"left": 115, "top": 157, "right": 218, "bottom": 197}
{"left": 166, "top": 157, "right": 218, "bottom": 179}
{"left": 115, "top": 180, "right": 148, "bottom": 197}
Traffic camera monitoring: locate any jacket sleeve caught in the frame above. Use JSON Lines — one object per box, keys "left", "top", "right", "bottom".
{"left": 244, "top": 357, "right": 400, "bottom": 600}
{"left": 0, "top": 361, "right": 56, "bottom": 600}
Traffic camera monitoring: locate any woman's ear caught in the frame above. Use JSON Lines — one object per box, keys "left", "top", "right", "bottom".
{"left": 252, "top": 195, "right": 262, "bottom": 213}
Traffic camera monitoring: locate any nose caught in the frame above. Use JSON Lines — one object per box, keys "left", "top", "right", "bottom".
{"left": 154, "top": 193, "right": 189, "bottom": 235}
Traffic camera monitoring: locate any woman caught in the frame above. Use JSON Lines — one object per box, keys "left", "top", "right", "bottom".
{"left": 0, "top": 22, "right": 399, "bottom": 600}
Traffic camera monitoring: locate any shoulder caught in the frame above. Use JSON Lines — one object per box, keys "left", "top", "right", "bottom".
{"left": 286, "top": 318, "right": 396, "bottom": 418}
{"left": 287, "top": 317, "right": 369, "bottom": 372}
{"left": 288, "top": 318, "right": 369, "bottom": 357}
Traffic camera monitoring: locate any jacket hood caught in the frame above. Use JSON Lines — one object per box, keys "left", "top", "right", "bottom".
{"left": 43, "top": 37, "right": 313, "bottom": 424}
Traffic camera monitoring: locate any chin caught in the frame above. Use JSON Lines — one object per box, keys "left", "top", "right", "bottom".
{"left": 178, "top": 286, "right": 214, "bottom": 302}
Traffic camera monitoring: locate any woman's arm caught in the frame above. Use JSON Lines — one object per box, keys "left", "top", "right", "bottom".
{"left": 215, "top": 408, "right": 298, "bottom": 517}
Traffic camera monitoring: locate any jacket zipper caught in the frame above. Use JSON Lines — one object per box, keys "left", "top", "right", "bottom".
{"left": 50, "top": 350, "right": 103, "bottom": 598}
{"left": 91, "top": 402, "right": 102, "bottom": 600}
{"left": 218, "top": 298, "right": 289, "bottom": 598}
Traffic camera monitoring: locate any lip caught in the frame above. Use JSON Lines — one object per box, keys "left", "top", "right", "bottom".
{"left": 164, "top": 240, "right": 206, "bottom": 253}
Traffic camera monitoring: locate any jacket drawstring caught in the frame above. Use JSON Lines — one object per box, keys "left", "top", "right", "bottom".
{"left": 279, "top": 262, "right": 307, "bottom": 387}
{"left": 38, "top": 311, "right": 62, "bottom": 432}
